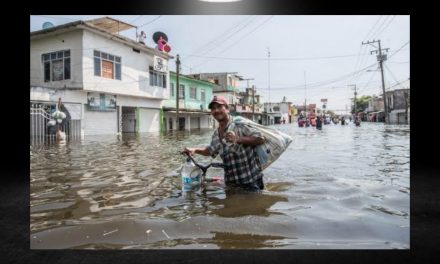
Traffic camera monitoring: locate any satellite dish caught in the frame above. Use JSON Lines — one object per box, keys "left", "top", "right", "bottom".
{"left": 152, "top": 32, "right": 168, "bottom": 43}
{"left": 42, "top": 21, "right": 54, "bottom": 29}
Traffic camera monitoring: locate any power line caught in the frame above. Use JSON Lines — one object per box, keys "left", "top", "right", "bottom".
{"left": 389, "top": 41, "right": 409, "bottom": 58}
{"left": 190, "top": 16, "right": 261, "bottom": 70}
{"left": 363, "top": 16, "right": 384, "bottom": 41}
{"left": 371, "top": 16, "right": 396, "bottom": 40}
{"left": 129, "top": 15, "right": 143, "bottom": 24}
{"left": 137, "top": 15, "right": 162, "bottom": 29}
{"left": 368, "top": 16, "right": 392, "bottom": 41}
{"left": 216, "top": 16, "right": 274, "bottom": 55}
{"left": 184, "top": 16, "right": 255, "bottom": 59}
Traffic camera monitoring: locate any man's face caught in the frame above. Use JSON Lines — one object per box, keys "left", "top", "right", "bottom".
{"left": 210, "top": 103, "right": 229, "bottom": 122}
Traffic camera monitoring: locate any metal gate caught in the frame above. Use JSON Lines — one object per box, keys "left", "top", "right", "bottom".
{"left": 30, "top": 103, "right": 81, "bottom": 145}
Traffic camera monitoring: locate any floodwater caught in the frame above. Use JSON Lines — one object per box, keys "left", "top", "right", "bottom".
{"left": 30, "top": 121, "right": 409, "bottom": 249}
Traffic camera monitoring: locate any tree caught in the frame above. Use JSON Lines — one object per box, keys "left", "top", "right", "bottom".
{"left": 351, "top": 95, "right": 372, "bottom": 114}
{"left": 325, "top": 110, "right": 335, "bottom": 117}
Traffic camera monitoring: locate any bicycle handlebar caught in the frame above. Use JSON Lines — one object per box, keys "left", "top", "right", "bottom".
{"left": 181, "top": 152, "right": 224, "bottom": 175}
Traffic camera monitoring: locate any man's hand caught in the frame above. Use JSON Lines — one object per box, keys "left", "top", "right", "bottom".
{"left": 182, "top": 147, "right": 196, "bottom": 156}
{"left": 224, "top": 131, "right": 237, "bottom": 143}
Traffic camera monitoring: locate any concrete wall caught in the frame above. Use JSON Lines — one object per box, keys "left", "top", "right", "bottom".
{"left": 82, "top": 30, "right": 169, "bottom": 99}
{"left": 164, "top": 73, "right": 214, "bottom": 111}
{"left": 139, "top": 108, "right": 160, "bottom": 132}
{"left": 163, "top": 113, "right": 212, "bottom": 131}
{"left": 31, "top": 30, "right": 84, "bottom": 89}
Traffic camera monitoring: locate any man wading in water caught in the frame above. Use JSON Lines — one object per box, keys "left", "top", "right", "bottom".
{"left": 183, "top": 96, "right": 266, "bottom": 191}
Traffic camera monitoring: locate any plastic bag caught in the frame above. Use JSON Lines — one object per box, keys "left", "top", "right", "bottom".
{"left": 52, "top": 110, "right": 66, "bottom": 120}
{"left": 233, "top": 116, "right": 292, "bottom": 171}
{"left": 47, "top": 120, "right": 56, "bottom": 127}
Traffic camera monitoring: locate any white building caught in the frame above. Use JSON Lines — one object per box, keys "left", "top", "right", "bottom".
{"left": 30, "top": 17, "right": 173, "bottom": 138}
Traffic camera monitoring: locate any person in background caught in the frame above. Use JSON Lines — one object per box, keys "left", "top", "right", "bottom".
{"left": 355, "top": 114, "right": 361, "bottom": 126}
{"left": 316, "top": 115, "right": 323, "bottom": 130}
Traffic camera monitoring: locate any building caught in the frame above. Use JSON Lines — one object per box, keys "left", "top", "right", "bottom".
{"left": 295, "top": 104, "right": 317, "bottom": 119}
{"left": 365, "top": 95, "right": 385, "bottom": 122}
{"left": 233, "top": 86, "right": 264, "bottom": 124}
{"left": 162, "top": 72, "right": 215, "bottom": 131}
{"left": 188, "top": 72, "right": 253, "bottom": 127}
{"left": 385, "top": 88, "right": 410, "bottom": 124}
{"left": 30, "top": 17, "right": 173, "bottom": 141}
{"left": 187, "top": 72, "right": 243, "bottom": 105}
{"left": 263, "top": 96, "right": 292, "bottom": 125}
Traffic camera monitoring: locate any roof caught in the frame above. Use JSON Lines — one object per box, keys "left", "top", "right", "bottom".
{"left": 188, "top": 72, "right": 244, "bottom": 80}
{"left": 169, "top": 71, "right": 218, "bottom": 86}
{"left": 85, "top": 17, "right": 136, "bottom": 33}
{"left": 30, "top": 18, "right": 173, "bottom": 60}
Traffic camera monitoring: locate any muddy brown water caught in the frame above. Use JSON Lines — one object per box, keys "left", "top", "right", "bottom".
{"left": 30, "top": 122, "right": 409, "bottom": 249}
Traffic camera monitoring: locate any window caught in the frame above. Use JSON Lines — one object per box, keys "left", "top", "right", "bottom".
{"left": 170, "top": 83, "right": 175, "bottom": 97}
{"left": 94, "top": 50, "right": 121, "bottom": 80}
{"left": 179, "top": 84, "right": 185, "bottom": 99}
{"left": 200, "top": 89, "right": 205, "bottom": 103}
{"left": 149, "top": 67, "right": 167, "bottom": 88}
{"left": 42, "top": 50, "right": 71, "bottom": 82}
{"left": 190, "top": 87, "right": 197, "bottom": 99}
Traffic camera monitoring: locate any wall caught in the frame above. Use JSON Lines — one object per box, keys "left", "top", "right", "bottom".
{"left": 83, "top": 110, "right": 117, "bottom": 135}
{"left": 82, "top": 30, "right": 169, "bottom": 99}
{"left": 139, "top": 108, "right": 160, "bottom": 132}
{"left": 31, "top": 30, "right": 84, "bottom": 89}
{"left": 164, "top": 73, "right": 214, "bottom": 111}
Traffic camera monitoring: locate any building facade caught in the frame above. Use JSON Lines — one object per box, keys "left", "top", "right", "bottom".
{"left": 30, "top": 17, "right": 172, "bottom": 140}
{"left": 366, "top": 95, "right": 385, "bottom": 122}
{"left": 162, "top": 72, "right": 214, "bottom": 131}
{"left": 187, "top": 72, "right": 243, "bottom": 105}
{"left": 385, "top": 88, "right": 410, "bottom": 124}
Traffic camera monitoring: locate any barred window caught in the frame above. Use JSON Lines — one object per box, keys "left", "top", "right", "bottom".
{"left": 94, "top": 50, "right": 122, "bottom": 80}
{"left": 190, "top": 87, "right": 197, "bottom": 99}
{"left": 170, "top": 83, "right": 175, "bottom": 97}
{"left": 200, "top": 89, "right": 205, "bottom": 103}
{"left": 42, "top": 50, "right": 71, "bottom": 82}
{"left": 149, "top": 66, "right": 167, "bottom": 88}
{"left": 179, "top": 84, "right": 185, "bottom": 99}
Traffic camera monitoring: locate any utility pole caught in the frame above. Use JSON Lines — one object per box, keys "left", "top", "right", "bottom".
{"left": 348, "top": 84, "right": 357, "bottom": 116}
{"left": 304, "top": 71, "right": 307, "bottom": 119}
{"left": 362, "top": 39, "right": 389, "bottom": 124}
{"left": 176, "top": 54, "right": 180, "bottom": 130}
{"left": 267, "top": 47, "right": 271, "bottom": 123}
{"left": 252, "top": 85, "right": 256, "bottom": 121}
{"left": 240, "top": 77, "right": 255, "bottom": 121}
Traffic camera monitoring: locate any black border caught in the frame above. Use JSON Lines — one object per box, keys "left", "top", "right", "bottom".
{"left": 6, "top": 0, "right": 436, "bottom": 263}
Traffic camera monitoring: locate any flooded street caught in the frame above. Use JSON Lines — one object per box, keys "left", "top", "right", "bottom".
{"left": 30, "top": 122, "right": 409, "bottom": 249}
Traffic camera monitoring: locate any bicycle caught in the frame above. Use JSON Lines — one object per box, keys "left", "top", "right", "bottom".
{"left": 181, "top": 152, "right": 224, "bottom": 185}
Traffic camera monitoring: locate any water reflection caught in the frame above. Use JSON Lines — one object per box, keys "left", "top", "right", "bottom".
{"left": 31, "top": 123, "right": 409, "bottom": 249}
{"left": 210, "top": 232, "right": 287, "bottom": 249}
{"left": 207, "top": 189, "right": 288, "bottom": 217}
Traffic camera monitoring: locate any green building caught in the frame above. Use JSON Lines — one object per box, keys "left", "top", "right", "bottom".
{"left": 162, "top": 72, "right": 215, "bottom": 131}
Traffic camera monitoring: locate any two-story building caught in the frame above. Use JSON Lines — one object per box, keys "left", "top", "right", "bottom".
{"left": 365, "top": 95, "right": 385, "bottom": 122}
{"left": 30, "top": 17, "right": 173, "bottom": 140}
{"left": 385, "top": 88, "right": 410, "bottom": 124}
{"left": 162, "top": 72, "right": 214, "bottom": 131}
{"left": 231, "top": 86, "right": 264, "bottom": 123}
{"left": 263, "top": 97, "right": 291, "bottom": 125}
{"left": 187, "top": 72, "right": 243, "bottom": 105}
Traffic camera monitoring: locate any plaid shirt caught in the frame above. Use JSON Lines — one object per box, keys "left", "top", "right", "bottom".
{"left": 207, "top": 115, "right": 264, "bottom": 186}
